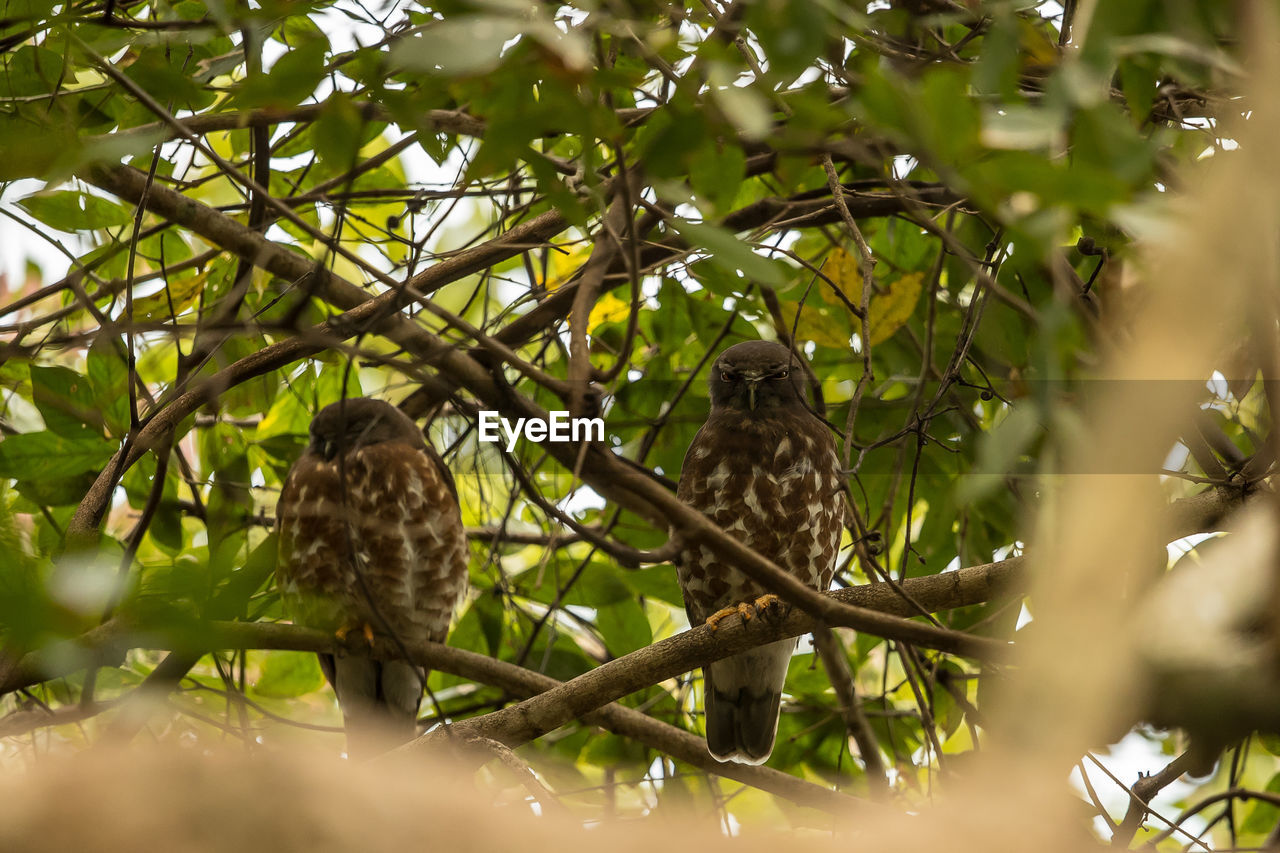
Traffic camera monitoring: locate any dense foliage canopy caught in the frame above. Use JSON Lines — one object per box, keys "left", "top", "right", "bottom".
{"left": 0, "top": 0, "right": 1274, "bottom": 846}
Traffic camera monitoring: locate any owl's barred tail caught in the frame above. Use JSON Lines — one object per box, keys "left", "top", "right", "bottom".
{"left": 702, "top": 639, "right": 796, "bottom": 765}
{"left": 320, "top": 654, "right": 424, "bottom": 759}
{"left": 704, "top": 682, "right": 783, "bottom": 765}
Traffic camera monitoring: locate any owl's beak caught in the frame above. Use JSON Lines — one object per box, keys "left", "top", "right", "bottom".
{"left": 739, "top": 370, "right": 764, "bottom": 410}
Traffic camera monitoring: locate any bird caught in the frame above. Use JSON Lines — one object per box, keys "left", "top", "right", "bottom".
{"left": 676, "top": 341, "right": 845, "bottom": 764}
{"left": 276, "top": 398, "right": 468, "bottom": 758}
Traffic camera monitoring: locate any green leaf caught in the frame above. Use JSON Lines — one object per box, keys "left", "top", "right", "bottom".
{"left": 635, "top": 107, "right": 708, "bottom": 180}
{"left": 623, "top": 565, "right": 686, "bottom": 608}
{"left": 785, "top": 652, "right": 830, "bottom": 697}
{"left": 597, "top": 597, "right": 652, "bottom": 656}
{"left": 669, "top": 219, "right": 787, "bottom": 287}
{"left": 1242, "top": 772, "right": 1280, "bottom": 833}
{"left": 473, "top": 589, "right": 506, "bottom": 653}
{"left": 389, "top": 17, "right": 526, "bottom": 76}
{"left": 254, "top": 651, "right": 325, "bottom": 698}
{"left": 87, "top": 339, "right": 132, "bottom": 437}
{"left": 689, "top": 141, "right": 746, "bottom": 214}
{"left": 0, "top": 431, "right": 116, "bottom": 479}
{"left": 201, "top": 421, "right": 248, "bottom": 473}
{"left": 210, "top": 534, "right": 278, "bottom": 619}
{"left": 581, "top": 730, "right": 648, "bottom": 766}
{"left": 980, "top": 105, "right": 1065, "bottom": 151}
{"left": 711, "top": 84, "right": 773, "bottom": 139}
{"left": 257, "top": 382, "right": 313, "bottom": 440}
{"left": 313, "top": 94, "right": 365, "bottom": 168}
{"left": 0, "top": 110, "right": 79, "bottom": 181}
{"left": 3, "top": 44, "right": 66, "bottom": 98}
{"left": 749, "top": 0, "right": 829, "bottom": 81}
{"left": 30, "top": 365, "right": 104, "bottom": 440}
{"left": 0, "top": 360, "right": 31, "bottom": 396}
{"left": 19, "top": 190, "right": 132, "bottom": 231}
{"left": 971, "top": 9, "right": 1021, "bottom": 98}
{"left": 234, "top": 36, "right": 327, "bottom": 108}
{"left": 123, "top": 46, "right": 213, "bottom": 113}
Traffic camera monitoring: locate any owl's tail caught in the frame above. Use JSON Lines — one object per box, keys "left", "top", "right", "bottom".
{"left": 319, "top": 654, "right": 424, "bottom": 759}
{"left": 702, "top": 638, "right": 796, "bottom": 765}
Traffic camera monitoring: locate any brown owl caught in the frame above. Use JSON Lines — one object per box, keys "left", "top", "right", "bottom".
{"left": 276, "top": 398, "right": 468, "bottom": 758}
{"left": 676, "top": 341, "right": 844, "bottom": 764}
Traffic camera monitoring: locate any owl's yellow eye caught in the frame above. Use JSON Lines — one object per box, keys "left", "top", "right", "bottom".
{"left": 777, "top": 369, "right": 788, "bottom": 378}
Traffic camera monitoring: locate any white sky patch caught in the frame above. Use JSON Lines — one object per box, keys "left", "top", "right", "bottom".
{"left": 1039, "top": 2, "right": 1066, "bottom": 23}
{"left": 1206, "top": 369, "right": 1229, "bottom": 399}
{"left": 892, "top": 155, "right": 917, "bottom": 180}
{"left": 791, "top": 66, "right": 823, "bottom": 87}
{"left": 0, "top": 179, "right": 86, "bottom": 284}
{"left": 1166, "top": 531, "right": 1219, "bottom": 563}
{"left": 560, "top": 485, "right": 606, "bottom": 514}
{"left": 1161, "top": 441, "right": 1189, "bottom": 473}
{"left": 1069, "top": 731, "right": 1207, "bottom": 844}
{"left": 646, "top": 755, "right": 666, "bottom": 790}
{"left": 993, "top": 541, "right": 1023, "bottom": 561}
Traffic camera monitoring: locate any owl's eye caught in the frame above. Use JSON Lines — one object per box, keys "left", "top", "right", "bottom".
{"left": 777, "top": 369, "right": 789, "bottom": 378}
{"left": 721, "top": 371, "right": 732, "bottom": 381}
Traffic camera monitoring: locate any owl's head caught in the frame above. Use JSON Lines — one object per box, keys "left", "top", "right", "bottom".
{"left": 708, "top": 341, "right": 808, "bottom": 414}
{"left": 308, "top": 398, "right": 423, "bottom": 461}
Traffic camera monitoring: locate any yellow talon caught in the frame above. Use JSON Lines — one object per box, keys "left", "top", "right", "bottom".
{"left": 704, "top": 605, "right": 741, "bottom": 632}
{"left": 335, "top": 623, "right": 376, "bottom": 645}
{"left": 752, "top": 593, "right": 783, "bottom": 614}
{"left": 703, "top": 596, "right": 784, "bottom": 631}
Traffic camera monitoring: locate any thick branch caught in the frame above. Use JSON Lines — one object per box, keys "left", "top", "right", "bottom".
{"left": 6, "top": 472, "right": 1250, "bottom": 759}
{"left": 1111, "top": 749, "right": 1199, "bottom": 847}
{"left": 410, "top": 560, "right": 1020, "bottom": 750}
{"left": 4, "top": 617, "right": 869, "bottom": 810}
{"left": 3, "top": 560, "right": 1021, "bottom": 750}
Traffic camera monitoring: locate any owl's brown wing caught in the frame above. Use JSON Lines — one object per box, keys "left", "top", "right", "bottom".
{"left": 277, "top": 440, "right": 468, "bottom": 757}
{"left": 676, "top": 411, "right": 844, "bottom": 764}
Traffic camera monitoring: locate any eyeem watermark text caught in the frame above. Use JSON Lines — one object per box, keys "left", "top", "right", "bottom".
{"left": 478, "top": 411, "right": 605, "bottom": 451}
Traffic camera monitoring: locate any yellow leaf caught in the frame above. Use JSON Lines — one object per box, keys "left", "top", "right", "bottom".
{"left": 543, "top": 244, "right": 590, "bottom": 290}
{"left": 131, "top": 269, "right": 212, "bottom": 321}
{"left": 802, "top": 305, "right": 854, "bottom": 349}
{"left": 825, "top": 247, "right": 864, "bottom": 304}
{"left": 794, "top": 247, "right": 862, "bottom": 350}
{"left": 1018, "top": 17, "right": 1061, "bottom": 69}
{"left": 309, "top": 241, "right": 363, "bottom": 288}
{"left": 867, "top": 272, "right": 923, "bottom": 345}
{"left": 548, "top": 244, "right": 628, "bottom": 335}
{"left": 810, "top": 250, "right": 922, "bottom": 348}
{"left": 586, "top": 291, "right": 630, "bottom": 331}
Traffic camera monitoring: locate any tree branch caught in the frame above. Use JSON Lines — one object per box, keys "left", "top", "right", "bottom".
{"left": 3, "top": 559, "right": 1021, "bottom": 734}
{"left": 3, "top": 616, "right": 874, "bottom": 810}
